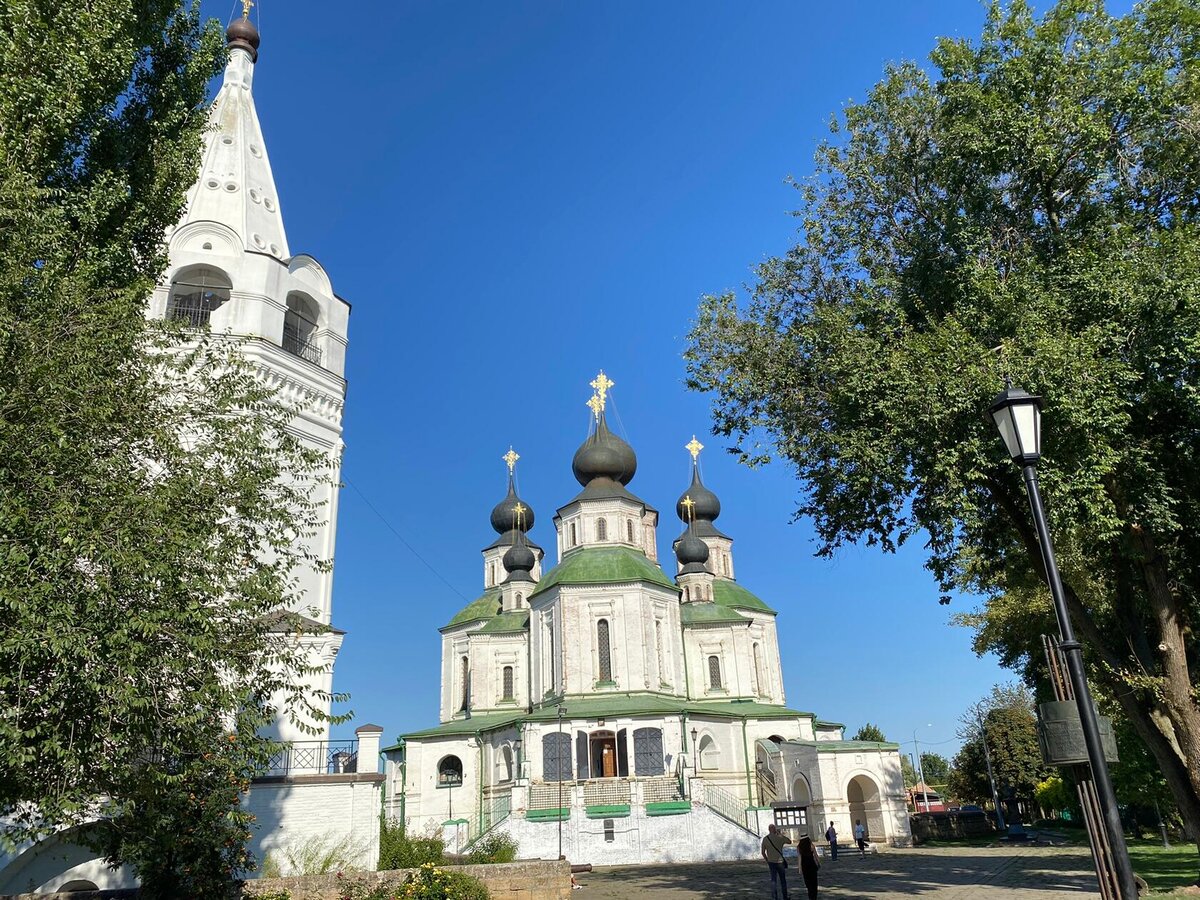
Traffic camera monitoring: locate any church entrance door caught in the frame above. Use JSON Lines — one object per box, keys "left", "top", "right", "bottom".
{"left": 590, "top": 730, "right": 617, "bottom": 778}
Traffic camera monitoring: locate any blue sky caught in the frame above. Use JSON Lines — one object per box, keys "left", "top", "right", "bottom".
{"left": 198, "top": 0, "right": 1104, "bottom": 760}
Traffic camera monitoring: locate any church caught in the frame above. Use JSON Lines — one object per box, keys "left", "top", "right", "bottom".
{"left": 383, "top": 375, "right": 911, "bottom": 864}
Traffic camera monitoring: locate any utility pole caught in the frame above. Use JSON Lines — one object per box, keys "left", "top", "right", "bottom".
{"left": 978, "top": 710, "right": 1006, "bottom": 831}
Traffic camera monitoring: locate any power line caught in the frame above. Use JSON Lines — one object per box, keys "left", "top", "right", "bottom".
{"left": 344, "top": 478, "right": 470, "bottom": 603}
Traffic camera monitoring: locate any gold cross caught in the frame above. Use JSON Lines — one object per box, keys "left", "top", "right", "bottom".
{"left": 512, "top": 502, "right": 527, "bottom": 529}
{"left": 503, "top": 447, "right": 520, "bottom": 474}
{"left": 241, "top": 0, "right": 253, "bottom": 18}
{"left": 586, "top": 393, "right": 604, "bottom": 419}
{"left": 680, "top": 495, "right": 696, "bottom": 521}
{"left": 686, "top": 435, "right": 704, "bottom": 460}
{"left": 590, "top": 371, "right": 615, "bottom": 406}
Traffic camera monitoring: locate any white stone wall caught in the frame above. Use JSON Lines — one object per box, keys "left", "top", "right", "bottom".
{"left": 243, "top": 777, "right": 382, "bottom": 873}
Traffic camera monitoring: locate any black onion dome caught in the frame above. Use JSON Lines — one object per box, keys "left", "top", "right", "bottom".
{"left": 226, "top": 17, "right": 260, "bottom": 61}
{"left": 503, "top": 542, "right": 536, "bottom": 575}
{"left": 572, "top": 413, "right": 637, "bottom": 487}
{"left": 675, "top": 532, "right": 710, "bottom": 567}
{"left": 490, "top": 476, "right": 535, "bottom": 535}
{"left": 676, "top": 465, "right": 721, "bottom": 524}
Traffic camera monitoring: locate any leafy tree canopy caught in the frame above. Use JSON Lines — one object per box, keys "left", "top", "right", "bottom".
{"left": 852, "top": 723, "right": 888, "bottom": 742}
{"left": 0, "top": 1, "right": 346, "bottom": 894}
{"left": 920, "top": 753, "right": 952, "bottom": 785}
{"left": 685, "top": 0, "right": 1200, "bottom": 862}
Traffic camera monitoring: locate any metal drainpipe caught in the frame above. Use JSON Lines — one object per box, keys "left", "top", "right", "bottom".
{"left": 476, "top": 731, "right": 484, "bottom": 839}
{"left": 741, "top": 718, "right": 753, "bottom": 811}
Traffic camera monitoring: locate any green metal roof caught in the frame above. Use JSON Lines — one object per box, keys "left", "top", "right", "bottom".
{"left": 530, "top": 546, "right": 674, "bottom": 598}
{"left": 712, "top": 579, "right": 775, "bottom": 614}
{"left": 681, "top": 601, "right": 747, "bottom": 625}
{"left": 444, "top": 588, "right": 502, "bottom": 629}
{"left": 477, "top": 610, "right": 530, "bottom": 634}
{"left": 390, "top": 711, "right": 523, "bottom": 745}
{"left": 523, "top": 694, "right": 813, "bottom": 722}
{"left": 808, "top": 740, "right": 901, "bottom": 752}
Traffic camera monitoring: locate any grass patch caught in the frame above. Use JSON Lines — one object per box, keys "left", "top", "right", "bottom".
{"left": 1126, "top": 838, "right": 1198, "bottom": 895}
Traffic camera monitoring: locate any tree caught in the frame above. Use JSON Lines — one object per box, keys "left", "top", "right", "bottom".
{"left": 951, "top": 703, "right": 1048, "bottom": 808}
{"left": 1035, "top": 776, "right": 1076, "bottom": 818}
{"left": 0, "top": 2, "right": 345, "bottom": 894}
{"left": 900, "top": 754, "right": 919, "bottom": 790}
{"left": 920, "top": 753, "right": 951, "bottom": 785}
{"left": 685, "top": 0, "right": 1200, "bottom": 873}
{"left": 852, "top": 723, "right": 888, "bottom": 742}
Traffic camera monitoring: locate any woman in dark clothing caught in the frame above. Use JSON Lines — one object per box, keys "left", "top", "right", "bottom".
{"left": 797, "top": 833, "right": 821, "bottom": 899}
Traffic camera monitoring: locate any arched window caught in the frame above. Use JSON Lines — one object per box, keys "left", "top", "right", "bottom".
{"left": 569, "top": 522, "right": 577, "bottom": 547}
{"left": 597, "top": 518, "right": 607, "bottom": 541}
{"left": 437, "top": 755, "right": 463, "bottom": 785}
{"left": 597, "top": 619, "right": 612, "bottom": 682}
{"left": 627, "top": 519, "right": 634, "bottom": 542}
{"left": 708, "top": 655, "right": 722, "bottom": 690}
{"left": 283, "top": 292, "right": 321, "bottom": 364}
{"left": 459, "top": 656, "right": 469, "bottom": 711}
{"left": 515, "top": 592, "right": 523, "bottom": 606}
{"left": 57, "top": 882, "right": 101, "bottom": 893}
{"left": 697, "top": 735, "right": 719, "bottom": 771}
{"left": 502, "top": 665, "right": 514, "bottom": 700}
{"left": 167, "top": 266, "right": 230, "bottom": 327}
{"left": 752, "top": 643, "right": 764, "bottom": 696}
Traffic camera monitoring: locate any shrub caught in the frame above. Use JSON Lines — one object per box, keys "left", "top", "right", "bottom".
{"left": 261, "top": 831, "right": 369, "bottom": 876}
{"left": 466, "top": 832, "right": 518, "bottom": 865}
{"left": 336, "top": 865, "right": 489, "bottom": 900}
{"left": 378, "top": 819, "right": 446, "bottom": 870}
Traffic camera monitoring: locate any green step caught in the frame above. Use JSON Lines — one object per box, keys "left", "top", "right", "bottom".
{"left": 526, "top": 807, "right": 571, "bottom": 822}
{"left": 586, "top": 804, "right": 631, "bottom": 819}
{"left": 645, "top": 801, "right": 692, "bottom": 816}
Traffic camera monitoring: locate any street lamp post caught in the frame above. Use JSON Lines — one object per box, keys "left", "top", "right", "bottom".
{"left": 989, "top": 383, "right": 1138, "bottom": 900}
{"left": 557, "top": 703, "right": 567, "bottom": 861}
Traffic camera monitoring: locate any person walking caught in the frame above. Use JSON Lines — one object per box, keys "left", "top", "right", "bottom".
{"left": 854, "top": 819, "right": 867, "bottom": 857}
{"left": 824, "top": 821, "right": 838, "bottom": 860}
{"left": 761, "top": 823, "right": 792, "bottom": 900}
{"left": 797, "top": 833, "right": 821, "bottom": 899}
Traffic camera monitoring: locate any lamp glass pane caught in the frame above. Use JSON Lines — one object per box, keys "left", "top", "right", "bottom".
{"left": 1013, "top": 402, "right": 1039, "bottom": 458}
{"left": 993, "top": 407, "right": 1021, "bottom": 459}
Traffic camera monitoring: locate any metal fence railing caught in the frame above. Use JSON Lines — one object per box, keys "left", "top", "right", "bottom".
{"left": 282, "top": 321, "right": 322, "bottom": 365}
{"left": 703, "top": 782, "right": 751, "bottom": 832}
{"left": 261, "top": 740, "right": 358, "bottom": 777}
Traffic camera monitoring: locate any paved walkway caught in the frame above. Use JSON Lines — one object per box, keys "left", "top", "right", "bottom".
{"left": 576, "top": 846, "right": 1101, "bottom": 898}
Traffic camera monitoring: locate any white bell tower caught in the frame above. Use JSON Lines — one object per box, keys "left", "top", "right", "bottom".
{"left": 148, "top": 11, "right": 351, "bottom": 740}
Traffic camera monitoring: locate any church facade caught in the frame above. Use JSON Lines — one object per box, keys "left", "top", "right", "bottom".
{"left": 383, "top": 376, "right": 911, "bottom": 864}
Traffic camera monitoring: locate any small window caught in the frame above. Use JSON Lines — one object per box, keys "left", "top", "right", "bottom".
{"left": 460, "top": 656, "right": 470, "bottom": 711}
{"left": 753, "top": 643, "right": 763, "bottom": 695}
{"left": 166, "top": 266, "right": 231, "bottom": 327}
{"left": 283, "top": 293, "right": 321, "bottom": 364}
{"left": 597, "top": 619, "right": 612, "bottom": 682}
{"left": 515, "top": 592, "right": 523, "bottom": 606}
{"left": 708, "top": 655, "right": 722, "bottom": 690}
{"left": 604, "top": 818, "right": 615, "bottom": 842}
{"left": 502, "top": 665, "right": 514, "bottom": 700}
{"left": 438, "top": 755, "right": 463, "bottom": 785}
{"left": 597, "top": 518, "right": 607, "bottom": 540}
{"left": 627, "top": 519, "right": 634, "bottom": 542}
{"left": 570, "top": 522, "right": 577, "bottom": 547}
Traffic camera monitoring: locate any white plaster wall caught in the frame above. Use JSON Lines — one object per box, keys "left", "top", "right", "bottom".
{"left": 243, "top": 778, "right": 382, "bottom": 874}
{"left": 0, "top": 831, "right": 137, "bottom": 895}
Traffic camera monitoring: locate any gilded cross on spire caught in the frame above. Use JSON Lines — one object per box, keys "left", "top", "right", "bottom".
{"left": 686, "top": 435, "right": 704, "bottom": 461}
{"left": 589, "top": 371, "right": 614, "bottom": 407}
{"left": 680, "top": 494, "right": 696, "bottom": 522}
{"left": 586, "top": 393, "right": 604, "bottom": 420}
{"left": 512, "top": 502, "right": 527, "bottom": 529}
{"left": 503, "top": 447, "right": 520, "bottom": 474}
{"left": 241, "top": 0, "right": 253, "bottom": 18}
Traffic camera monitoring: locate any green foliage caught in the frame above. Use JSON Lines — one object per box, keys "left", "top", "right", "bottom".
{"left": 685, "top": 0, "right": 1200, "bottom": 850}
{"left": 378, "top": 821, "right": 446, "bottom": 871}
{"left": 920, "top": 753, "right": 952, "bottom": 785}
{"left": 336, "top": 865, "right": 489, "bottom": 900}
{"left": 0, "top": 1, "right": 349, "bottom": 894}
{"left": 851, "top": 723, "right": 887, "bottom": 742}
{"left": 248, "top": 892, "right": 292, "bottom": 900}
{"left": 263, "top": 832, "right": 369, "bottom": 877}
{"left": 1035, "top": 775, "right": 1074, "bottom": 814}
{"left": 900, "top": 754, "right": 919, "bottom": 789}
{"left": 466, "top": 832, "right": 518, "bottom": 865}
{"left": 950, "top": 700, "right": 1048, "bottom": 805}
